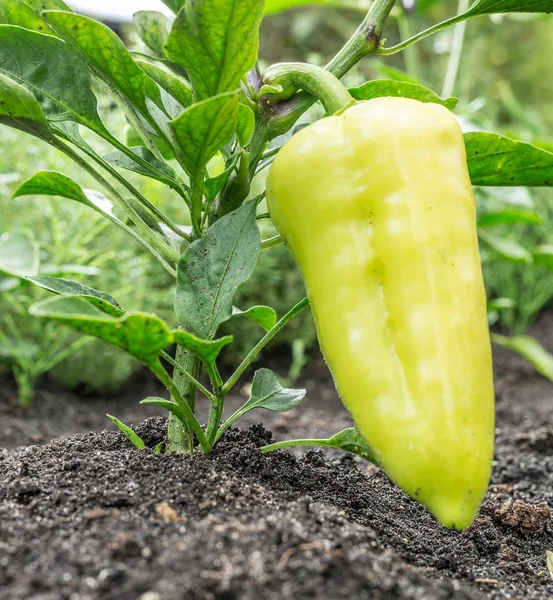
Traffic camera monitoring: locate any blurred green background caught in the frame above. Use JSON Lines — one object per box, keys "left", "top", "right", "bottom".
{"left": 1, "top": 1, "right": 553, "bottom": 403}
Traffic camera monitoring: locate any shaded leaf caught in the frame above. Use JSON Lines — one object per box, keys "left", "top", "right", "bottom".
{"left": 491, "top": 334, "right": 553, "bottom": 382}
{"left": 170, "top": 92, "right": 239, "bottom": 176}
{"left": 0, "top": 25, "right": 109, "bottom": 136}
{"left": 27, "top": 276, "right": 124, "bottom": 317}
{"left": 237, "top": 104, "right": 255, "bottom": 147}
{"left": 0, "top": 232, "right": 39, "bottom": 278}
{"left": 175, "top": 201, "right": 260, "bottom": 339}
{"left": 43, "top": 11, "right": 163, "bottom": 120}
{"left": 133, "top": 11, "right": 172, "bottom": 57}
{"left": 242, "top": 368, "right": 306, "bottom": 412}
{"left": 232, "top": 305, "right": 277, "bottom": 332}
{"left": 106, "top": 414, "right": 146, "bottom": 449}
{"left": 205, "top": 164, "right": 235, "bottom": 202}
{"left": 136, "top": 59, "right": 192, "bottom": 109}
{"left": 478, "top": 230, "right": 532, "bottom": 263}
{"left": 103, "top": 146, "right": 178, "bottom": 187}
{"left": 350, "top": 80, "right": 457, "bottom": 110}
{"left": 532, "top": 245, "right": 553, "bottom": 270}
{"left": 165, "top": 0, "right": 263, "bottom": 100}
{"left": 160, "top": 0, "right": 186, "bottom": 13}
{"left": 0, "top": 72, "right": 54, "bottom": 140}
{"left": 466, "top": 132, "right": 553, "bottom": 187}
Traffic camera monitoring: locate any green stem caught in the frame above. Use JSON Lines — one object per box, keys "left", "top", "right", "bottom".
{"left": 261, "top": 234, "right": 284, "bottom": 250}
{"left": 53, "top": 139, "right": 178, "bottom": 277}
{"left": 441, "top": 0, "right": 470, "bottom": 98}
{"left": 151, "top": 358, "right": 210, "bottom": 453}
{"left": 326, "top": 0, "right": 398, "bottom": 75}
{"left": 160, "top": 349, "right": 214, "bottom": 402}
{"left": 221, "top": 297, "right": 309, "bottom": 395}
{"left": 377, "top": 12, "right": 473, "bottom": 56}
{"left": 205, "top": 362, "right": 225, "bottom": 444}
{"left": 261, "top": 63, "right": 354, "bottom": 115}
{"left": 190, "top": 171, "right": 204, "bottom": 237}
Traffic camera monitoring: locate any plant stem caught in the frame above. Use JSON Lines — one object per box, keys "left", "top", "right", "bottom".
{"left": 261, "top": 63, "right": 354, "bottom": 115}
{"left": 441, "top": 0, "right": 470, "bottom": 98}
{"left": 261, "top": 235, "right": 284, "bottom": 250}
{"left": 165, "top": 345, "right": 201, "bottom": 453}
{"left": 221, "top": 297, "right": 309, "bottom": 395}
{"left": 151, "top": 357, "right": 210, "bottom": 453}
{"left": 160, "top": 349, "right": 214, "bottom": 402}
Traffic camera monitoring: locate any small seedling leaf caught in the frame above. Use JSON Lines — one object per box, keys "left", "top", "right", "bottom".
{"left": 546, "top": 550, "right": 553, "bottom": 580}
{"left": 242, "top": 368, "right": 306, "bottom": 412}
{"left": 172, "top": 330, "right": 233, "bottom": 365}
{"left": 349, "top": 80, "right": 457, "bottom": 110}
{"left": 232, "top": 305, "right": 278, "bottom": 332}
{"left": 140, "top": 397, "right": 190, "bottom": 426}
{"left": 106, "top": 414, "right": 146, "bottom": 450}
{"left": 326, "top": 428, "right": 378, "bottom": 464}
{"left": 175, "top": 200, "right": 260, "bottom": 339}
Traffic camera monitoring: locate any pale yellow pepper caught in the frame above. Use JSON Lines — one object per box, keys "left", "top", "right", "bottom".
{"left": 267, "top": 97, "right": 495, "bottom": 529}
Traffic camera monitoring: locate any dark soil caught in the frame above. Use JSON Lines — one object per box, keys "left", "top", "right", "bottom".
{"left": 1, "top": 315, "right": 553, "bottom": 599}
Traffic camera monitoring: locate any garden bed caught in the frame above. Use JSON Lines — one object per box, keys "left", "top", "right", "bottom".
{"left": 1, "top": 334, "right": 553, "bottom": 599}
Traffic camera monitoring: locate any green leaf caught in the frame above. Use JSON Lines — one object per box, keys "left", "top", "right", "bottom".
{"left": 135, "top": 59, "right": 193, "bottom": 109}
{"left": 43, "top": 11, "right": 163, "bottom": 120}
{"left": 133, "top": 11, "right": 172, "bottom": 58}
{"left": 172, "top": 329, "right": 233, "bottom": 365}
{"left": 466, "top": 0, "right": 553, "bottom": 16}
{"left": 491, "top": 334, "right": 553, "bottom": 382}
{"left": 30, "top": 296, "right": 174, "bottom": 366}
{"left": 349, "top": 80, "right": 457, "bottom": 110}
{"left": 175, "top": 201, "right": 260, "bottom": 339}
{"left": 478, "top": 230, "right": 532, "bottom": 263}
{"left": 232, "top": 305, "right": 277, "bottom": 332}
{"left": 0, "top": 232, "right": 39, "bottom": 278}
{"left": 103, "top": 146, "right": 178, "bottom": 187}
{"left": 14, "top": 170, "right": 88, "bottom": 202}
{"left": 106, "top": 414, "right": 146, "bottom": 450}
{"left": 160, "top": 0, "right": 186, "bottom": 13}
{"left": 205, "top": 167, "right": 234, "bottom": 203}
{"left": 487, "top": 297, "right": 515, "bottom": 311}
{"left": 0, "top": 0, "right": 55, "bottom": 35}
{"left": 165, "top": 0, "right": 264, "bottom": 100}
{"left": 325, "top": 428, "right": 378, "bottom": 463}
{"left": 477, "top": 208, "right": 542, "bottom": 227}
{"left": 0, "top": 72, "right": 54, "bottom": 141}
{"left": 532, "top": 244, "right": 553, "bottom": 270}
{"left": 264, "top": 0, "right": 346, "bottom": 13}
{"left": 237, "top": 104, "right": 255, "bottom": 147}
{"left": 170, "top": 92, "right": 239, "bottom": 177}
{"left": 466, "top": 133, "right": 553, "bottom": 187}
{"left": 0, "top": 25, "right": 108, "bottom": 136}
{"left": 26, "top": 276, "right": 124, "bottom": 317}
{"left": 25, "top": 0, "right": 72, "bottom": 11}
{"left": 242, "top": 368, "right": 306, "bottom": 412}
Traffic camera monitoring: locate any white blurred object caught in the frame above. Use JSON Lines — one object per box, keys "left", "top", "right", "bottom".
{"left": 67, "top": 0, "right": 173, "bottom": 22}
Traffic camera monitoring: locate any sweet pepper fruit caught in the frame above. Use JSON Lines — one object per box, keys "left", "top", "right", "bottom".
{"left": 267, "top": 97, "right": 495, "bottom": 529}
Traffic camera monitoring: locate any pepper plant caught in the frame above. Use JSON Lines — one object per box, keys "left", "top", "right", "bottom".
{"left": 1, "top": 0, "right": 553, "bottom": 460}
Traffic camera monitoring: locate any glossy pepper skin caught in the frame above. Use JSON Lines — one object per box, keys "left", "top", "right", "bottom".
{"left": 267, "top": 97, "right": 494, "bottom": 529}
